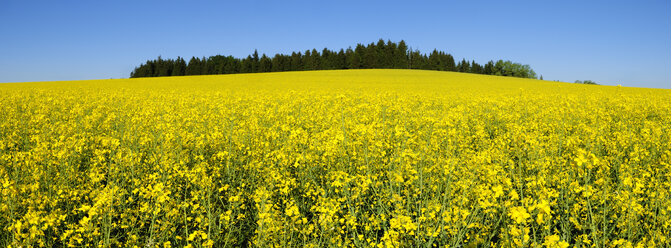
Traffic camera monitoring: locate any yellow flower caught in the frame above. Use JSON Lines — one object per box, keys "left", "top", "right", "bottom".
{"left": 510, "top": 206, "right": 531, "bottom": 224}
{"left": 543, "top": 235, "right": 569, "bottom": 248}
{"left": 492, "top": 185, "right": 504, "bottom": 198}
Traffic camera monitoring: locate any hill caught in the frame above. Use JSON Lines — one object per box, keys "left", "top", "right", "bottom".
{"left": 1, "top": 69, "right": 670, "bottom": 247}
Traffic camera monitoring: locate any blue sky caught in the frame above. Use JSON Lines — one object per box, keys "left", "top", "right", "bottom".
{"left": 1, "top": 0, "right": 670, "bottom": 88}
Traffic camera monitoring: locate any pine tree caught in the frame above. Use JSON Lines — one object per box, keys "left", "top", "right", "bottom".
{"left": 409, "top": 49, "right": 423, "bottom": 69}
{"left": 363, "top": 42, "right": 377, "bottom": 69}
{"left": 457, "top": 59, "right": 470, "bottom": 72}
{"left": 223, "top": 56, "right": 239, "bottom": 74}
{"left": 240, "top": 56, "right": 253, "bottom": 73}
{"left": 335, "top": 49, "right": 346, "bottom": 69}
{"left": 321, "top": 48, "right": 332, "bottom": 70}
{"left": 375, "top": 39, "right": 387, "bottom": 68}
{"left": 202, "top": 57, "right": 213, "bottom": 75}
{"left": 445, "top": 54, "right": 456, "bottom": 71}
{"left": 311, "top": 49, "right": 321, "bottom": 70}
{"left": 303, "top": 50, "right": 312, "bottom": 70}
{"left": 471, "top": 60, "right": 483, "bottom": 74}
{"left": 155, "top": 56, "right": 171, "bottom": 77}
{"left": 260, "top": 54, "right": 272, "bottom": 72}
{"left": 291, "top": 52, "right": 302, "bottom": 71}
{"left": 484, "top": 61, "right": 494, "bottom": 75}
{"left": 186, "top": 57, "right": 200, "bottom": 75}
{"left": 172, "top": 57, "right": 186, "bottom": 76}
{"left": 252, "top": 50, "right": 259, "bottom": 72}
{"left": 395, "top": 40, "right": 409, "bottom": 69}
{"left": 271, "top": 54, "right": 283, "bottom": 72}
{"left": 428, "top": 50, "right": 440, "bottom": 70}
{"left": 349, "top": 45, "right": 364, "bottom": 69}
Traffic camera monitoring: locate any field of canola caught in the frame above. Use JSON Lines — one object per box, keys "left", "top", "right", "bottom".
{"left": 1, "top": 69, "right": 671, "bottom": 247}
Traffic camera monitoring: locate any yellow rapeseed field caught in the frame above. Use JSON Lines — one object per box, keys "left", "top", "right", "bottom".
{"left": 1, "top": 69, "right": 670, "bottom": 247}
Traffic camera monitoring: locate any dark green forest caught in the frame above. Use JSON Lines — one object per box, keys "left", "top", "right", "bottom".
{"left": 130, "top": 40, "right": 537, "bottom": 79}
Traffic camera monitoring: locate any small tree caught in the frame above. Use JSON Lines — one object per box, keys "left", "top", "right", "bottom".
{"left": 575, "top": 80, "right": 598, "bottom": 85}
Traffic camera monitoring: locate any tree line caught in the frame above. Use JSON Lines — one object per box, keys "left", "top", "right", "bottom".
{"left": 575, "top": 80, "right": 598, "bottom": 85}
{"left": 130, "top": 40, "right": 537, "bottom": 79}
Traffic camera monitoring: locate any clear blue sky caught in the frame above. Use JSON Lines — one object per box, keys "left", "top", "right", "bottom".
{"left": 1, "top": 0, "right": 670, "bottom": 88}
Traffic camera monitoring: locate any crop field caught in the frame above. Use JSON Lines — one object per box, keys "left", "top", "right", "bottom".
{"left": 1, "top": 69, "right": 671, "bottom": 247}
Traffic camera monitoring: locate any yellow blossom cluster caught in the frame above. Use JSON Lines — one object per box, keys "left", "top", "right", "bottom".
{"left": 1, "top": 69, "right": 670, "bottom": 247}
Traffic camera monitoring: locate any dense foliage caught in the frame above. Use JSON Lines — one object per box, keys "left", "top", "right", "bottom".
{"left": 575, "top": 80, "right": 599, "bottom": 85}
{"left": 130, "top": 40, "right": 537, "bottom": 79}
{"left": 2, "top": 70, "right": 670, "bottom": 247}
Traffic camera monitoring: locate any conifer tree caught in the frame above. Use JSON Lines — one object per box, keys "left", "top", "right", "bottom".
{"left": 375, "top": 39, "right": 388, "bottom": 68}
{"left": 311, "top": 49, "right": 321, "bottom": 70}
{"left": 471, "top": 60, "right": 483, "bottom": 74}
{"left": 321, "top": 48, "right": 332, "bottom": 70}
{"left": 172, "top": 57, "right": 186, "bottom": 76}
{"left": 445, "top": 54, "right": 456, "bottom": 71}
{"left": 260, "top": 54, "right": 272, "bottom": 72}
{"left": 335, "top": 49, "right": 346, "bottom": 69}
{"left": 408, "top": 49, "right": 423, "bottom": 69}
{"left": 223, "top": 57, "right": 239, "bottom": 74}
{"left": 428, "top": 50, "right": 440, "bottom": 70}
{"left": 484, "top": 61, "right": 494, "bottom": 74}
{"left": 363, "top": 42, "right": 377, "bottom": 69}
{"left": 271, "top": 54, "right": 283, "bottom": 72}
{"left": 303, "top": 50, "right": 312, "bottom": 70}
{"left": 240, "top": 56, "right": 253, "bottom": 73}
{"left": 252, "top": 50, "right": 259, "bottom": 72}
{"left": 395, "top": 40, "right": 409, "bottom": 69}
{"left": 349, "top": 45, "right": 364, "bottom": 69}
{"left": 457, "top": 59, "right": 471, "bottom": 72}
{"left": 186, "top": 57, "right": 200, "bottom": 75}
{"left": 293, "top": 52, "right": 303, "bottom": 71}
